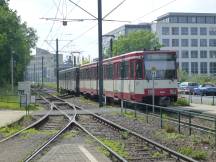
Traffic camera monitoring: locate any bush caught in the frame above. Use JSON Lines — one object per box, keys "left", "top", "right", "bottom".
{"left": 173, "top": 98, "right": 190, "bottom": 106}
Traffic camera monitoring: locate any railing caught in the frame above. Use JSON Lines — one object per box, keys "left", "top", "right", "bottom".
{"left": 120, "top": 99, "right": 216, "bottom": 147}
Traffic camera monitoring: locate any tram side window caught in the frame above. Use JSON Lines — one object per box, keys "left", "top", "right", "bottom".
{"left": 130, "top": 62, "right": 134, "bottom": 79}
{"left": 108, "top": 64, "right": 113, "bottom": 79}
{"left": 136, "top": 61, "right": 143, "bottom": 79}
{"left": 120, "top": 61, "right": 129, "bottom": 79}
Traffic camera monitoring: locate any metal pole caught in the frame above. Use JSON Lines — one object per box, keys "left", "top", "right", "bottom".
{"left": 98, "top": 0, "right": 103, "bottom": 107}
{"left": 42, "top": 56, "right": 44, "bottom": 88}
{"left": 152, "top": 75, "right": 155, "bottom": 113}
{"left": 34, "top": 64, "right": 35, "bottom": 82}
{"left": 110, "top": 38, "right": 113, "bottom": 58}
{"left": 11, "top": 54, "right": 14, "bottom": 94}
{"left": 56, "top": 38, "right": 59, "bottom": 93}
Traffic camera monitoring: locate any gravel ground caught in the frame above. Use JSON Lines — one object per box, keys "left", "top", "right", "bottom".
{"left": 34, "top": 126, "right": 111, "bottom": 162}
{"left": 66, "top": 96, "right": 216, "bottom": 162}
{"left": 0, "top": 131, "right": 53, "bottom": 162}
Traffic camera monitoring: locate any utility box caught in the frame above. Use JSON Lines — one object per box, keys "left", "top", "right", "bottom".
{"left": 18, "top": 81, "right": 31, "bottom": 106}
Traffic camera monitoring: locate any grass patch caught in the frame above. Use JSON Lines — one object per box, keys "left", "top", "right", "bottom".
{"left": 122, "top": 111, "right": 145, "bottom": 121}
{"left": 0, "top": 102, "right": 21, "bottom": 110}
{"left": 21, "top": 128, "right": 58, "bottom": 139}
{"left": 63, "top": 130, "right": 79, "bottom": 139}
{"left": 178, "top": 146, "right": 208, "bottom": 160}
{"left": 154, "top": 130, "right": 185, "bottom": 141}
{"left": 0, "top": 124, "right": 22, "bottom": 137}
{"left": 43, "top": 82, "right": 57, "bottom": 89}
{"left": 98, "top": 137, "right": 129, "bottom": 158}
{"left": 152, "top": 151, "right": 167, "bottom": 158}
{"left": 172, "top": 98, "right": 190, "bottom": 106}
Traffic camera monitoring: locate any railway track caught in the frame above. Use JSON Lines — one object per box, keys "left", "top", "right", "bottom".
{"left": 46, "top": 92, "right": 198, "bottom": 162}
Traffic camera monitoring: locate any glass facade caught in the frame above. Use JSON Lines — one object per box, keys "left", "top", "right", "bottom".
{"left": 200, "top": 62, "right": 207, "bottom": 74}
{"left": 209, "top": 27, "right": 216, "bottom": 35}
{"left": 181, "top": 39, "right": 188, "bottom": 47}
{"left": 200, "top": 39, "right": 207, "bottom": 47}
{"left": 200, "top": 27, "right": 207, "bottom": 35}
{"left": 162, "top": 39, "right": 169, "bottom": 47}
{"left": 191, "top": 27, "right": 198, "bottom": 35}
{"left": 191, "top": 39, "right": 198, "bottom": 47}
{"left": 210, "top": 51, "right": 216, "bottom": 58}
{"left": 191, "top": 62, "right": 198, "bottom": 74}
{"left": 162, "top": 27, "right": 169, "bottom": 35}
{"left": 209, "top": 39, "right": 216, "bottom": 47}
{"left": 200, "top": 51, "right": 207, "bottom": 58}
{"left": 172, "top": 27, "right": 179, "bottom": 35}
{"left": 172, "top": 39, "right": 179, "bottom": 47}
{"left": 191, "top": 51, "right": 198, "bottom": 58}
{"left": 181, "top": 27, "right": 188, "bottom": 35}
{"left": 182, "top": 50, "right": 189, "bottom": 58}
{"left": 182, "top": 62, "right": 189, "bottom": 73}
{"left": 210, "top": 62, "right": 216, "bottom": 74}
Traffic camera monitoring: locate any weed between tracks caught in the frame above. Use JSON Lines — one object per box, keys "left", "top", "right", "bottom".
{"left": 62, "top": 130, "right": 79, "bottom": 139}
{"left": 21, "top": 128, "right": 58, "bottom": 139}
{"left": 97, "top": 137, "right": 129, "bottom": 158}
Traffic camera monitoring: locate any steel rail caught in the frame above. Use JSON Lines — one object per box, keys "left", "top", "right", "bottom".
{"left": 74, "top": 104, "right": 198, "bottom": 162}
{"left": 24, "top": 93, "right": 78, "bottom": 162}
{"left": 0, "top": 95, "right": 53, "bottom": 143}
{"left": 75, "top": 121, "right": 127, "bottom": 162}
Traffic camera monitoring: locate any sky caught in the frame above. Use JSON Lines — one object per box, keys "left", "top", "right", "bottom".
{"left": 9, "top": 0, "right": 216, "bottom": 60}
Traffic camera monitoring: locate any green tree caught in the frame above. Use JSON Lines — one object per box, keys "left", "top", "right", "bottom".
{"left": 0, "top": 3, "right": 38, "bottom": 86}
{"left": 105, "top": 30, "right": 161, "bottom": 57}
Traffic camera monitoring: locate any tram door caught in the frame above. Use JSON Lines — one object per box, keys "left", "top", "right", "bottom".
{"left": 129, "top": 61, "right": 135, "bottom": 99}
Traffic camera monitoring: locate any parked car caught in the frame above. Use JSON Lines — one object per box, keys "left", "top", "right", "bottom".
{"left": 193, "top": 84, "right": 216, "bottom": 96}
{"left": 178, "top": 82, "right": 199, "bottom": 94}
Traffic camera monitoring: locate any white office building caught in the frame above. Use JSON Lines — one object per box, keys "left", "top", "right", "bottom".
{"left": 26, "top": 48, "right": 63, "bottom": 82}
{"left": 152, "top": 12, "right": 216, "bottom": 75}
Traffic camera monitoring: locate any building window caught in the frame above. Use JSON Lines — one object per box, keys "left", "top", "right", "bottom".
{"left": 197, "top": 16, "right": 205, "bottom": 23}
{"left": 200, "top": 39, "right": 207, "bottom": 47}
{"left": 209, "top": 27, "right": 216, "bottom": 35}
{"left": 210, "top": 62, "right": 216, "bottom": 74}
{"left": 178, "top": 16, "right": 187, "bottom": 23}
{"left": 209, "top": 39, "right": 216, "bottom": 47}
{"left": 210, "top": 51, "right": 216, "bottom": 58}
{"left": 200, "top": 50, "right": 207, "bottom": 58}
{"left": 181, "top": 27, "right": 188, "bottom": 35}
{"left": 182, "top": 50, "right": 189, "bottom": 58}
{"left": 206, "top": 16, "right": 215, "bottom": 24}
{"left": 200, "top": 27, "right": 207, "bottom": 35}
{"left": 200, "top": 62, "right": 207, "bottom": 74}
{"left": 170, "top": 16, "right": 178, "bottom": 23}
{"left": 191, "top": 51, "right": 198, "bottom": 58}
{"left": 188, "top": 16, "right": 196, "bottom": 23}
{"left": 191, "top": 39, "right": 198, "bottom": 47}
{"left": 181, "top": 39, "right": 188, "bottom": 47}
{"left": 162, "top": 27, "right": 169, "bottom": 35}
{"left": 191, "top": 62, "right": 198, "bottom": 74}
{"left": 191, "top": 27, "right": 198, "bottom": 35}
{"left": 172, "top": 27, "right": 179, "bottom": 35}
{"left": 172, "top": 39, "right": 179, "bottom": 47}
{"left": 176, "top": 51, "right": 179, "bottom": 58}
{"left": 162, "top": 39, "right": 169, "bottom": 47}
{"left": 182, "top": 62, "right": 189, "bottom": 73}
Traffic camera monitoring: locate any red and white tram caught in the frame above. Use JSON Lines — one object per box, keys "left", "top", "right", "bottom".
{"left": 79, "top": 50, "right": 177, "bottom": 105}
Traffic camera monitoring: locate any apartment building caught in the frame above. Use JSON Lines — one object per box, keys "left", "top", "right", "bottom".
{"left": 152, "top": 12, "right": 216, "bottom": 75}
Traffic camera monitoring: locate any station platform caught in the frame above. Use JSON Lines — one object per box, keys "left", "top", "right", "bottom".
{"left": 0, "top": 110, "right": 26, "bottom": 128}
{"left": 38, "top": 144, "right": 111, "bottom": 162}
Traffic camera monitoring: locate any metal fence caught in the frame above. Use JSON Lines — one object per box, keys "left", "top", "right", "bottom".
{"left": 120, "top": 100, "right": 216, "bottom": 147}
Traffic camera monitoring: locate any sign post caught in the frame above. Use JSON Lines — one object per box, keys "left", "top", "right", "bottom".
{"left": 151, "top": 67, "right": 157, "bottom": 113}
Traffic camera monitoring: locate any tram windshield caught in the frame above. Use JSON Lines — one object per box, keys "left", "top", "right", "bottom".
{"left": 144, "top": 53, "right": 177, "bottom": 80}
